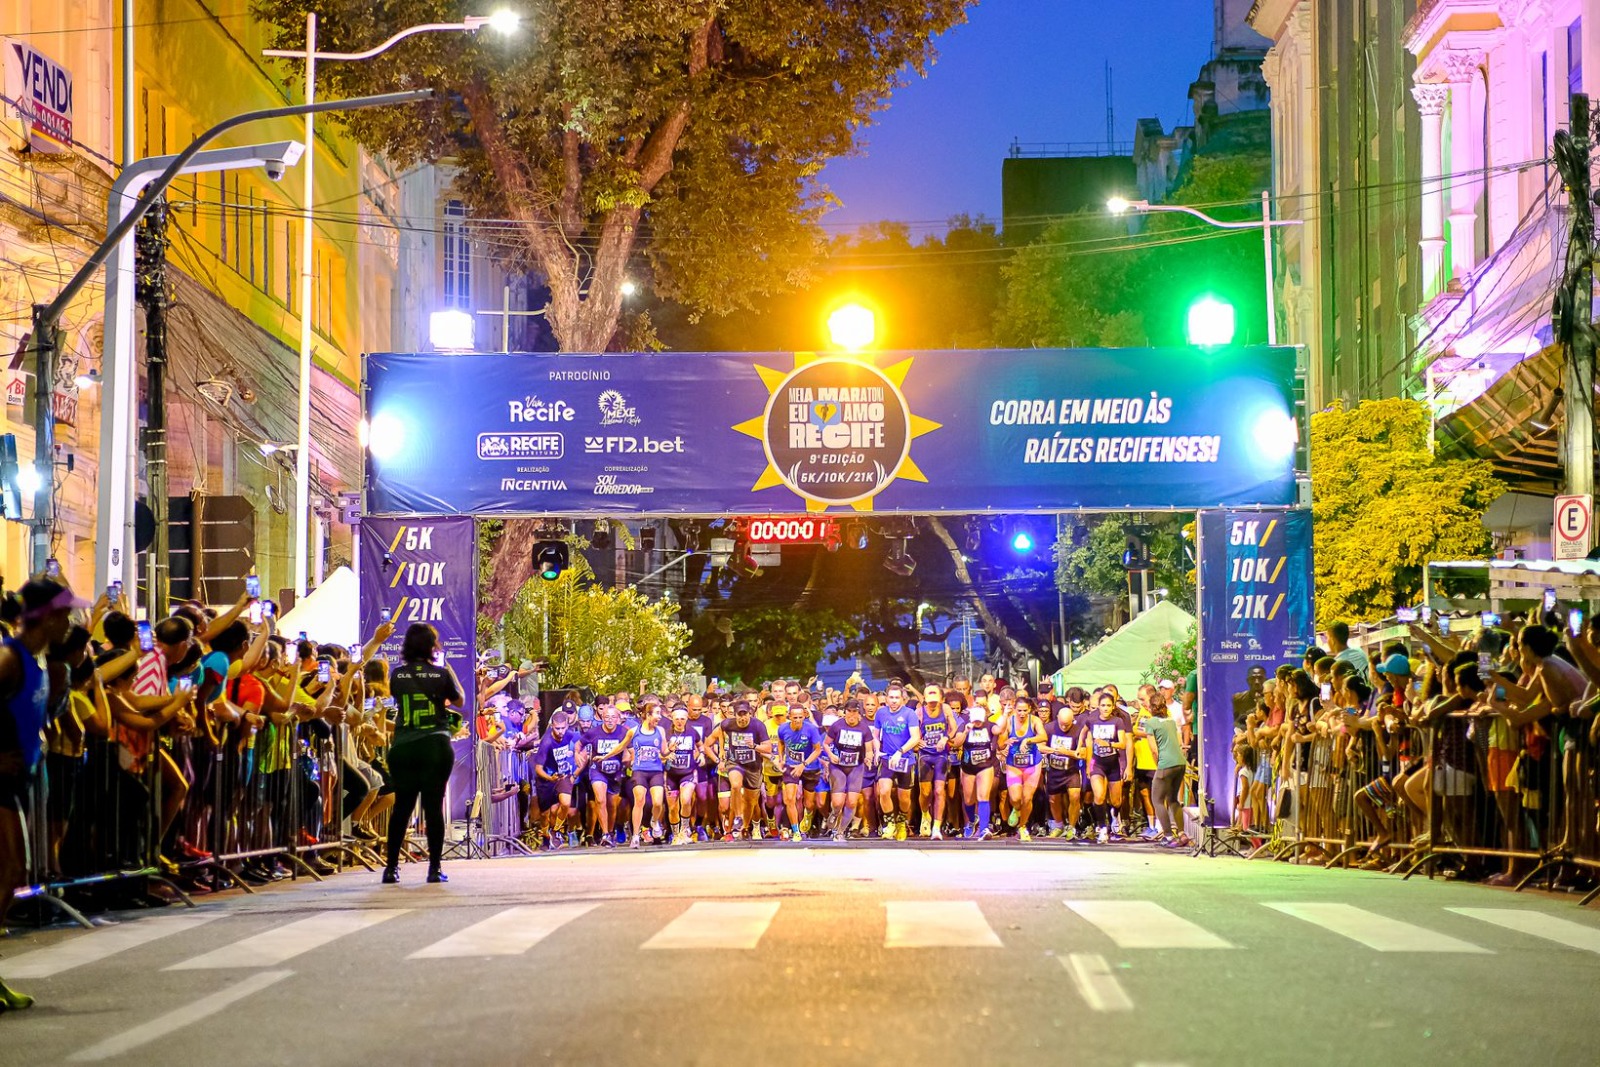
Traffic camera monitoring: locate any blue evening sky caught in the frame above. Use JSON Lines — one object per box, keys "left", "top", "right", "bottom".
{"left": 819, "top": 1, "right": 1217, "bottom": 231}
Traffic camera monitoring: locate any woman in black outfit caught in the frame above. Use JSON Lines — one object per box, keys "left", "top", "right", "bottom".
{"left": 383, "top": 624, "right": 463, "bottom": 884}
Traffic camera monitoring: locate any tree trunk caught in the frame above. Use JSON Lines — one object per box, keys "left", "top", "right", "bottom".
{"left": 927, "top": 518, "right": 1030, "bottom": 665}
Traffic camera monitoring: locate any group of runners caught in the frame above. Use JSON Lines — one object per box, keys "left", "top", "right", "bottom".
{"left": 513, "top": 676, "right": 1193, "bottom": 849}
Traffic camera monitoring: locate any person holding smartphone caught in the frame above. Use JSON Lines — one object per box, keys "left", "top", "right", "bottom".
{"left": 381, "top": 624, "right": 464, "bottom": 884}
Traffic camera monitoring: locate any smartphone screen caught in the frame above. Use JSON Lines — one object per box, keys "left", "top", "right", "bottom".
{"left": 1439, "top": 616, "right": 1451, "bottom": 634}
{"left": 1570, "top": 609, "right": 1585, "bottom": 637}
{"left": 176, "top": 677, "right": 193, "bottom": 692}
{"left": 298, "top": 631, "right": 308, "bottom": 645}
{"left": 1320, "top": 682, "right": 1332, "bottom": 702}
{"left": 247, "top": 602, "right": 263, "bottom": 625}
{"left": 1481, "top": 611, "right": 1500, "bottom": 626}
{"left": 1420, "top": 604, "right": 1432, "bottom": 623}
{"left": 263, "top": 600, "right": 276, "bottom": 618}
{"left": 317, "top": 661, "right": 332, "bottom": 684}
{"left": 45, "top": 558, "right": 60, "bottom": 578}
{"left": 1543, "top": 588, "right": 1557, "bottom": 612}
{"left": 137, "top": 620, "right": 154, "bottom": 652}
{"left": 1494, "top": 685, "right": 1507, "bottom": 701}
{"left": 432, "top": 649, "right": 446, "bottom": 667}
{"left": 380, "top": 606, "right": 392, "bottom": 623}
{"left": 245, "top": 574, "right": 261, "bottom": 598}
{"left": 1395, "top": 607, "right": 1417, "bottom": 622}
{"left": 1477, "top": 651, "right": 1492, "bottom": 680}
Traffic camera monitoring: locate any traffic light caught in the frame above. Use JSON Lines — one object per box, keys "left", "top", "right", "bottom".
{"left": 1186, "top": 295, "right": 1236, "bottom": 346}
{"left": 534, "top": 540, "right": 569, "bottom": 581}
{"left": 1010, "top": 524, "right": 1035, "bottom": 553}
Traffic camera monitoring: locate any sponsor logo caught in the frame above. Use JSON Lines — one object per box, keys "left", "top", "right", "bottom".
{"left": 597, "top": 389, "right": 640, "bottom": 426}
{"left": 499, "top": 478, "right": 570, "bottom": 492}
{"left": 594, "top": 474, "right": 654, "bottom": 496}
{"left": 583, "top": 435, "right": 685, "bottom": 454}
{"left": 1210, "top": 653, "right": 1240, "bottom": 663}
{"left": 758, "top": 358, "right": 914, "bottom": 506}
{"left": 477, "top": 432, "right": 563, "bottom": 460}
{"left": 507, "top": 397, "right": 576, "bottom": 423}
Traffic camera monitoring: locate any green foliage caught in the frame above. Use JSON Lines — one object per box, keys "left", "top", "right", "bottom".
{"left": 1143, "top": 624, "right": 1197, "bottom": 685}
{"left": 255, "top": 0, "right": 973, "bottom": 351}
{"left": 693, "top": 604, "right": 848, "bottom": 683}
{"left": 1055, "top": 515, "right": 1195, "bottom": 613}
{"left": 994, "top": 154, "right": 1271, "bottom": 348}
{"left": 1310, "top": 398, "right": 1505, "bottom": 627}
{"left": 500, "top": 551, "right": 699, "bottom": 693}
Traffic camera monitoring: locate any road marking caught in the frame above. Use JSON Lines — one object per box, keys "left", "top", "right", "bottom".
{"left": 1065, "top": 900, "right": 1234, "bottom": 949}
{"left": 1447, "top": 908, "right": 1600, "bottom": 954}
{"left": 67, "top": 970, "right": 293, "bottom": 1062}
{"left": 884, "top": 901, "right": 1003, "bottom": 949}
{"left": 165, "top": 909, "right": 406, "bottom": 970}
{"left": 4, "top": 914, "right": 221, "bottom": 978}
{"left": 409, "top": 904, "right": 598, "bottom": 959}
{"left": 1061, "top": 953, "right": 1134, "bottom": 1012}
{"left": 1264, "top": 903, "right": 1489, "bottom": 953}
{"left": 642, "top": 901, "right": 779, "bottom": 949}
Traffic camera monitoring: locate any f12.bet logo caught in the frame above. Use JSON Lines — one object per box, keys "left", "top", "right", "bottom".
{"left": 584, "top": 435, "right": 684, "bottom": 454}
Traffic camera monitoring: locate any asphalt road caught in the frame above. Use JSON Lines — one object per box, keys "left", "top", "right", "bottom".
{"left": 1, "top": 843, "right": 1597, "bottom": 1067}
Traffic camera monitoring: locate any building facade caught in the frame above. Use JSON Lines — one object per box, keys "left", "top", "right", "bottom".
{"left": 1, "top": 0, "right": 509, "bottom": 605}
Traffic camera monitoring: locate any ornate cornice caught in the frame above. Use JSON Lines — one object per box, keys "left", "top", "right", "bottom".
{"left": 1412, "top": 82, "right": 1452, "bottom": 117}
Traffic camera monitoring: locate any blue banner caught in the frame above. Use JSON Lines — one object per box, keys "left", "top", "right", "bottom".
{"left": 1196, "top": 508, "right": 1316, "bottom": 827}
{"left": 363, "top": 348, "right": 1298, "bottom": 515}
{"left": 359, "top": 516, "right": 479, "bottom": 818}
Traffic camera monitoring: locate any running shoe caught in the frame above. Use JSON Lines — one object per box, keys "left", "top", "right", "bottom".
{"left": 697, "top": 827, "right": 709, "bottom": 843}
{"left": 1097, "top": 827, "right": 1109, "bottom": 845}
{"left": 920, "top": 814, "right": 932, "bottom": 838}
{"left": 962, "top": 824, "right": 975, "bottom": 840}
{"left": 931, "top": 825, "right": 944, "bottom": 841}
{"left": 568, "top": 831, "right": 580, "bottom": 847}
{"left": 1007, "top": 810, "right": 1020, "bottom": 828}
{"left": 1047, "top": 825, "right": 1064, "bottom": 839}
{"left": 800, "top": 811, "right": 813, "bottom": 835}
{"left": 722, "top": 829, "right": 735, "bottom": 842}
{"left": 630, "top": 834, "right": 641, "bottom": 849}
{"left": 1140, "top": 826, "right": 1161, "bottom": 841}
{"left": 0, "top": 980, "right": 35, "bottom": 1013}
{"left": 978, "top": 827, "right": 994, "bottom": 841}
{"left": 602, "top": 836, "right": 617, "bottom": 848}
{"left": 879, "top": 821, "right": 895, "bottom": 840}
{"left": 832, "top": 829, "right": 846, "bottom": 843}
{"left": 752, "top": 824, "right": 763, "bottom": 841}
{"left": 1018, "top": 826, "right": 1032, "bottom": 843}
{"left": 895, "top": 818, "right": 908, "bottom": 842}
{"left": 1063, "top": 827, "right": 1078, "bottom": 842}
{"left": 779, "top": 825, "right": 792, "bottom": 841}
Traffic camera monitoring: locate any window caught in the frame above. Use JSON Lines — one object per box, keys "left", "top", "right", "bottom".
{"left": 1569, "top": 19, "right": 1583, "bottom": 98}
{"left": 442, "top": 200, "right": 472, "bottom": 309}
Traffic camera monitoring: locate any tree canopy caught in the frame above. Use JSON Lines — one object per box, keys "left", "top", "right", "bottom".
{"left": 1310, "top": 398, "right": 1504, "bottom": 627}
{"left": 256, "top": 0, "right": 973, "bottom": 351}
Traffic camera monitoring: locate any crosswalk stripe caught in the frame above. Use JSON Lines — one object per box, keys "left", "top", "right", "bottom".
{"left": 67, "top": 971, "right": 293, "bottom": 1062}
{"left": 408, "top": 904, "right": 598, "bottom": 959}
{"left": 642, "top": 902, "right": 779, "bottom": 949}
{"left": 884, "top": 901, "right": 1003, "bottom": 949}
{"left": 1447, "top": 908, "right": 1600, "bottom": 954}
{"left": 164, "top": 909, "right": 407, "bottom": 970}
{"left": 1065, "top": 901, "right": 1234, "bottom": 949}
{"left": 1061, "top": 953, "right": 1134, "bottom": 1012}
{"left": 1264, "top": 903, "right": 1489, "bottom": 953}
{"left": 4, "top": 914, "right": 221, "bottom": 979}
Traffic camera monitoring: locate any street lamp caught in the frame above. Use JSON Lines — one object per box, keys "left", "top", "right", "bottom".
{"left": 1186, "top": 295, "right": 1236, "bottom": 347}
{"left": 264, "top": 10, "right": 520, "bottom": 598}
{"left": 1107, "top": 192, "right": 1302, "bottom": 346}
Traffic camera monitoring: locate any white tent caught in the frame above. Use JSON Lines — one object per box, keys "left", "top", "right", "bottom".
{"left": 274, "top": 566, "right": 360, "bottom": 647}
{"left": 1052, "top": 599, "right": 1196, "bottom": 694}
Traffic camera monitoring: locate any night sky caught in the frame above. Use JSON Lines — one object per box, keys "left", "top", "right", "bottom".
{"left": 821, "top": 0, "right": 1217, "bottom": 231}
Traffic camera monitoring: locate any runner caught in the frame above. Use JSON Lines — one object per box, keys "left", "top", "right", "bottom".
{"left": 823, "top": 699, "right": 876, "bottom": 842}
{"left": 628, "top": 702, "right": 667, "bottom": 848}
{"left": 873, "top": 683, "right": 921, "bottom": 840}
{"left": 952, "top": 697, "right": 998, "bottom": 840}
{"left": 664, "top": 705, "right": 701, "bottom": 844}
{"left": 776, "top": 705, "right": 825, "bottom": 840}
{"left": 1085, "top": 691, "right": 1132, "bottom": 844}
{"left": 582, "top": 705, "right": 636, "bottom": 848}
{"left": 532, "top": 711, "right": 580, "bottom": 849}
{"left": 916, "top": 684, "right": 957, "bottom": 840}
{"left": 706, "top": 700, "right": 772, "bottom": 840}
{"left": 1042, "top": 700, "right": 1082, "bottom": 838}
{"left": 999, "top": 692, "right": 1048, "bottom": 842}
{"left": 684, "top": 694, "right": 718, "bottom": 841}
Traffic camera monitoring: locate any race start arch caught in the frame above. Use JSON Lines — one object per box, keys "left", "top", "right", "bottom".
{"left": 358, "top": 346, "right": 1314, "bottom": 828}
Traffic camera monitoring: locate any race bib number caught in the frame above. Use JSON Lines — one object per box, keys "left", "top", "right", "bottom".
{"left": 888, "top": 754, "right": 911, "bottom": 773}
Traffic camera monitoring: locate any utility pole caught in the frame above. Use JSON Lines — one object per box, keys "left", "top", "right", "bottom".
{"left": 26, "top": 310, "right": 56, "bottom": 575}
{"left": 135, "top": 197, "right": 170, "bottom": 614}
{"left": 1553, "top": 92, "right": 1595, "bottom": 501}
